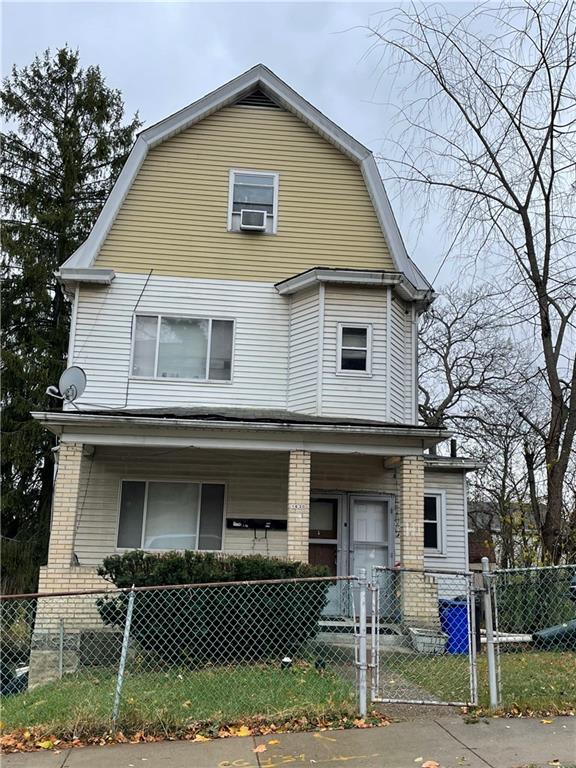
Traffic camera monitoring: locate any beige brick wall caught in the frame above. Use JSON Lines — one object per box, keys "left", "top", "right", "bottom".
{"left": 35, "top": 566, "right": 110, "bottom": 633}
{"left": 47, "top": 442, "right": 85, "bottom": 568}
{"left": 397, "top": 457, "right": 440, "bottom": 627}
{"left": 397, "top": 456, "right": 425, "bottom": 569}
{"left": 287, "top": 450, "right": 311, "bottom": 562}
{"left": 401, "top": 571, "right": 440, "bottom": 629}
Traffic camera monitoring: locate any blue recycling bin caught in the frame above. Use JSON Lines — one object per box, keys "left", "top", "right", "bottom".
{"left": 439, "top": 598, "right": 469, "bottom": 654}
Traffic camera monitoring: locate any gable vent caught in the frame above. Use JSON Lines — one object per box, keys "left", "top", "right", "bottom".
{"left": 236, "top": 89, "right": 281, "bottom": 109}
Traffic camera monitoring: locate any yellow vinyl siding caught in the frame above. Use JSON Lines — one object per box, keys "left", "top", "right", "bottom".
{"left": 95, "top": 105, "right": 393, "bottom": 281}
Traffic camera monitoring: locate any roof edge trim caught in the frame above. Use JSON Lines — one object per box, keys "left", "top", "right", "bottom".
{"left": 57, "top": 267, "right": 116, "bottom": 286}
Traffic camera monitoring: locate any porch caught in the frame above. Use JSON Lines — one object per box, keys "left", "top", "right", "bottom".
{"left": 34, "top": 408, "right": 449, "bottom": 627}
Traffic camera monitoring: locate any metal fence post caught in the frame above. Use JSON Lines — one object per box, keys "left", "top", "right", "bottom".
{"left": 357, "top": 568, "right": 368, "bottom": 718}
{"left": 58, "top": 618, "right": 64, "bottom": 679}
{"left": 481, "top": 557, "right": 499, "bottom": 709}
{"left": 369, "top": 570, "right": 379, "bottom": 703}
{"left": 112, "top": 587, "right": 135, "bottom": 723}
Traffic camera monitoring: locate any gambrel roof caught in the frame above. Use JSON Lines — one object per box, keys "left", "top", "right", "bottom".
{"left": 60, "top": 64, "right": 432, "bottom": 294}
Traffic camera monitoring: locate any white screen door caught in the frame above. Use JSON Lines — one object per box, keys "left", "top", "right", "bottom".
{"left": 350, "top": 496, "right": 391, "bottom": 576}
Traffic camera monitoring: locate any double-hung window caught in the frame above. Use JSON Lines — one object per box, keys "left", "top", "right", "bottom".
{"left": 117, "top": 480, "right": 225, "bottom": 551}
{"left": 228, "top": 170, "right": 278, "bottom": 233}
{"left": 337, "top": 324, "right": 372, "bottom": 374}
{"left": 424, "top": 493, "right": 445, "bottom": 554}
{"left": 131, "top": 315, "right": 234, "bottom": 381}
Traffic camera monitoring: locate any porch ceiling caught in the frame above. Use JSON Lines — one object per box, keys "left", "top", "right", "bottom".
{"left": 31, "top": 409, "right": 451, "bottom": 456}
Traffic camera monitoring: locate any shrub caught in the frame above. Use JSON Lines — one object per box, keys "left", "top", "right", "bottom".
{"left": 496, "top": 569, "right": 576, "bottom": 633}
{"left": 96, "top": 551, "right": 330, "bottom": 665}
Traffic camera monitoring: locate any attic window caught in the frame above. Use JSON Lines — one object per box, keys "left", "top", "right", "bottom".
{"left": 228, "top": 170, "right": 279, "bottom": 234}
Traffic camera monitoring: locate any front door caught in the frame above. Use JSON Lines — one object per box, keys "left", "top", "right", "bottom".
{"left": 308, "top": 493, "right": 394, "bottom": 617}
{"left": 308, "top": 496, "right": 343, "bottom": 616}
{"left": 349, "top": 496, "right": 392, "bottom": 576}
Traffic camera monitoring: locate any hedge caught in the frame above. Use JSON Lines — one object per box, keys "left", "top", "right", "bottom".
{"left": 96, "top": 551, "right": 330, "bottom": 665}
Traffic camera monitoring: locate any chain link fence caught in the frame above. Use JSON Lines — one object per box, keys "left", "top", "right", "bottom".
{"left": 370, "top": 567, "right": 477, "bottom": 706}
{"left": 2, "top": 564, "right": 575, "bottom": 735}
{"left": 491, "top": 564, "right": 576, "bottom": 709}
{"left": 1, "top": 577, "right": 361, "bottom": 734}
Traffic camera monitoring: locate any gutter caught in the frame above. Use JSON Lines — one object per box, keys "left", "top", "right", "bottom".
{"left": 31, "top": 411, "right": 451, "bottom": 443}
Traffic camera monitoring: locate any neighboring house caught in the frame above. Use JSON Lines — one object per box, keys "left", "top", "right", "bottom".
{"left": 33, "top": 65, "right": 478, "bottom": 623}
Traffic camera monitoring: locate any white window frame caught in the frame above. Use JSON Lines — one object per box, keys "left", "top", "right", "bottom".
{"left": 129, "top": 314, "right": 235, "bottom": 384}
{"left": 115, "top": 478, "right": 227, "bottom": 553}
{"left": 423, "top": 490, "right": 447, "bottom": 557}
{"left": 336, "top": 323, "right": 372, "bottom": 376}
{"left": 227, "top": 169, "right": 279, "bottom": 234}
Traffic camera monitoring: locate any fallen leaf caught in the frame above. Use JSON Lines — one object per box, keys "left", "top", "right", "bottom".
{"left": 230, "top": 725, "right": 251, "bottom": 737}
{"left": 414, "top": 758, "right": 423, "bottom": 763}
{"left": 541, "top": 719, "right": 554, "bottom": 724}
{"left": 253, "top": 744, "right": 267, "bottom": 753}
{"left": 422, "top": 762, "right": 440, "bottom": 768}
{"left": 182, "top": 700, "right": 192, "bottom": 709}
{"left": 35, "top": 740, "right": 54, "bottom": 750}
{"left": 268, "top": 739, "right": 280, "bottom": 745}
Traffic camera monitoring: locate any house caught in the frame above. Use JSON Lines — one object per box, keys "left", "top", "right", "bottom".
{"left": 33, "top": 65, "right": 478, "bottom": 626}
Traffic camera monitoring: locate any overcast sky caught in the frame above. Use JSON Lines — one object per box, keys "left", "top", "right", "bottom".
{"left": 2, "top": 1, "right": 468, "bottom": 284}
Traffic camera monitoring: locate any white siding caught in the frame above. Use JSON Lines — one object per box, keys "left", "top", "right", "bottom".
{"left": 389, "top": 295, "right": 415, "bottom": 423}
{"left": 69, "top": 273, "right": 290, "bottom": 411}
{"left": 287, "top": 287, "right": 319, "bottom": 413}
{"left": 69, "top": 274, "right": 417, "bottom": 421}
{"left": 424, "top": 469, "right": 468, "bottom": 573}
{"left": 74, "top": 447, "right": 290, "bottom": 566}
{"left": 320, "top": 286, "right": 389, "bottom": 420}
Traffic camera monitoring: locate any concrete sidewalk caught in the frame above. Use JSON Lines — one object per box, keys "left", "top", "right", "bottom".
{"left": 2, "top": 716, "right": 575, "bottom": 768}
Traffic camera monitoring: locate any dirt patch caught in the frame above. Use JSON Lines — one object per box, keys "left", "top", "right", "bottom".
{"left": 375, "top": 702, "right": 462, "bottom": 721}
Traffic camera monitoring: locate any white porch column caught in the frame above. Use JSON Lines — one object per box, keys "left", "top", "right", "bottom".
{"left": 287, "top": 450, "right": 311, "bottom": 562}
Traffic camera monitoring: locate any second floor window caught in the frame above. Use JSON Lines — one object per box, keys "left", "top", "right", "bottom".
{"left": 131, "top": 315, "right": 234, "bottom": 381}
{"left": 337, "top": 324, "right": 372, "bottom": 374}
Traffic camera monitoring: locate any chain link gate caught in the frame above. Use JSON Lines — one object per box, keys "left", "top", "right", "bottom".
{"left": 368, "top": 567, "right": 478, "bottom": 707}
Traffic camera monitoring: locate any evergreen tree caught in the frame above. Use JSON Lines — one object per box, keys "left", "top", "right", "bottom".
{"left": 1, "top": 47, "right": 140, "bottom": 588}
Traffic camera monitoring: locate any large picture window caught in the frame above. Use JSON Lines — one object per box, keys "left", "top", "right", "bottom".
{"left": 131, "top": 315, "right": 234, "bottom": 381}
{"left": 117, "top": 480, "right": 225, "bottom": 551}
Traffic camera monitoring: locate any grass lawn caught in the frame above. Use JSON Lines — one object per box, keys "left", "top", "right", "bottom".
{"left": 0, "top": 664, "right": 356, "bottom": 739}
{"left": 384, "top": 650, "right": 576, "bottom": 713}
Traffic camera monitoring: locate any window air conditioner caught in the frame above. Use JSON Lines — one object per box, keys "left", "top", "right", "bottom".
{"left": 240, "top": 209, "right": 267, "bottom": 231}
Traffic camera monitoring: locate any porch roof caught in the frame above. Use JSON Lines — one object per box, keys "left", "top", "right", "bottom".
{"left": 32, "top": 408, "right": 451, "bottom": 456}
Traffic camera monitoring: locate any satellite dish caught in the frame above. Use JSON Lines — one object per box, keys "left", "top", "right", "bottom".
{"left": 58, "top": 366, "right": 87, "bottom": 403}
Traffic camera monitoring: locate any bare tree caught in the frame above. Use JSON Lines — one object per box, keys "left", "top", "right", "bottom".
{"left": 465, "top": 405, "right": 545, "bottom": 567}
{"left": 370, "top": 1, "right": 576, "bottom": 561}
{"left": 418, "top": 285, "right": 523, "bottom": 429}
